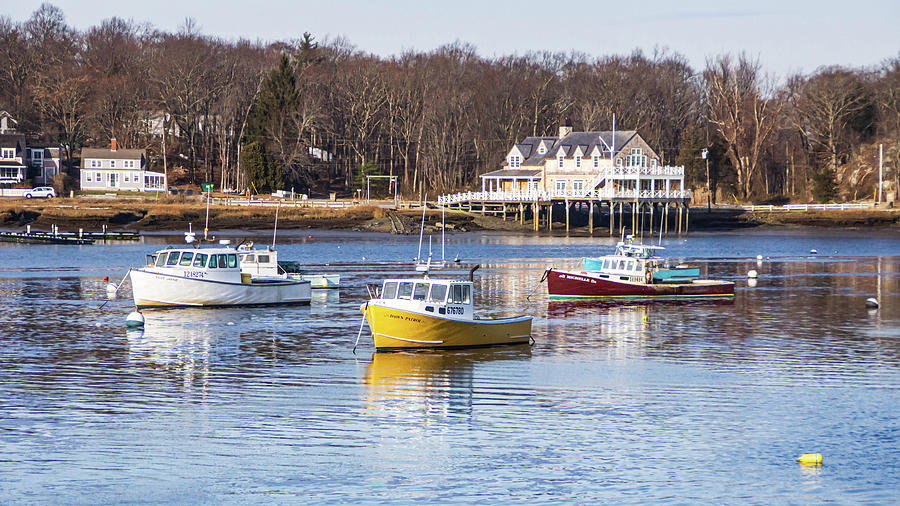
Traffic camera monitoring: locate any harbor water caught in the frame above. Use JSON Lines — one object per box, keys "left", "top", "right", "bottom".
{"left": 0, "top": 229, "right": 898, "bottom": 502}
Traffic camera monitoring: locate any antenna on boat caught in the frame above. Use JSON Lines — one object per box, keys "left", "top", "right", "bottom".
{"left": 204, "top": 189, "right": 211, "bottom": 241}
{"left": 441, "top": 205, "right": 445, "bottom": 264}
{"left": 272, "top": 204, "right": 280, "bottom": 250}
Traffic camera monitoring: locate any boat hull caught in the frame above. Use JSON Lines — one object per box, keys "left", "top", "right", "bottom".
{"left": 547, "top": 269, "right": 734, "bottom": 299}
{"left": 363, "top": 303, "right": 532, "bottom": 350}
{"left": 291, "top": 273, "right": 340, "bottom": 289}
{"left": 131, "top": 269, "right": 311, "bottom": 308}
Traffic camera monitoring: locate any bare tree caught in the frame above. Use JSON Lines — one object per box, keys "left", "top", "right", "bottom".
{"left": 704, "top": 54, "right": 783, "bottom": 198}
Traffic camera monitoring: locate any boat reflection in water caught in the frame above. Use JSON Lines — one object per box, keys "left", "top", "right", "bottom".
{"left": 363, "top": 348, "right": 531, "bottom": 417}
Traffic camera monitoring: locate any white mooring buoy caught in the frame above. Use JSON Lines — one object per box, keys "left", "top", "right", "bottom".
{"left": 748, "top": 269, "right": 758, "bottom": 279}
{"left": 125, "top": 311, "right": 145, "bottom": 327}
{"left": 810, "top": 249, "right": 818, "bottom": 255}
{"left": 756, "top": 255, "right": 763, "bottom": 260}
{"left": 866, "top": 298, "right": 879, "bottom": 308}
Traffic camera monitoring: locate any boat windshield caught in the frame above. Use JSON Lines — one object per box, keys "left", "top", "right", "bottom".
{"left": 156, "top": 252, "right": 168, "bottom": 266}
{"left": 413, "top": 283, "right": 428, "bottom": 301}
{"left": 166, "top": 252, "right": 180, "bottom": 266}
{"left": 428, "top": 284, "right": 447, "bottom": 303}
{"left": 382, "top": 281, "right": 398, "bottom": 298}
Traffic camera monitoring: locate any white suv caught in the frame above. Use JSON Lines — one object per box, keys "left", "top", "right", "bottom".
{"left": 24, "top": 187, "right": 56, "bottom": 199}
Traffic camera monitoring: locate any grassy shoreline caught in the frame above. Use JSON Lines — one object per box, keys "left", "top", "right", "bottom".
{"left": 1, "top": 197, "right": 899, "bottom": 234}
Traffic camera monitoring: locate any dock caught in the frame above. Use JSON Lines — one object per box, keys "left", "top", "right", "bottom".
{"left": 0, "top": 226, "right": 141, "bottom": 245}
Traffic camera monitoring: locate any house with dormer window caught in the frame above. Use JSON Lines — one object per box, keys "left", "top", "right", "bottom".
{"left": 80, "top": 138, "right": 166, "bottom": 192}
{"left": 478, "top": 118, "right": 684, "bottom": 200}
{"left": 0, "top": 134, "right": 28, "bottom": 185}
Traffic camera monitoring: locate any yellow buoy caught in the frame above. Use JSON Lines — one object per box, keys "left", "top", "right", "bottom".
{"left": 797, "top": 453, "right": 823, "bottom": 465}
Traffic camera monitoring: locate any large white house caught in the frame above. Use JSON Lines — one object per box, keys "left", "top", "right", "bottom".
{"left": 477, "top": 119, "right": 687, "bottom": 201}
{"left": 80, "top": 139, "right": 166, "bottom": 192}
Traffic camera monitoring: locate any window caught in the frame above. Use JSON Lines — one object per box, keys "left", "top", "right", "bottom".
{"left": 593, "top": 155, "right": 600, "bottom": 168}
{"left": 397, "top": 282, "right": 414, "bottom": 299}
{"left": 193, "top": 253, "right": 208, "bottom": 267}
{"left": 555, "top": 180, "right": 566, "bottom": 192}
{"left": 382, "top": 282, "right": 398, "bottom": 299}
{"left": 156, "top": 252, "right": 168, "bottom": 266}
{"left": 626, "top": 148, "right": 647, "bottom": 167}
{"left": 558, "top": 155, "right": 564, "bottom": 168}
{"left": 166, "top": 252, "right": 181, "bottom": 266}
{"left": 90, "top": 160, "right": 101, "bottom": 168}
{"left": 528, "top": 180, "right": 539, "bottom": 192}
{"left": 95, "top": 172, "right": 101, "bottom": 181}
{"left": 428, "top": 284, "right": 447, "bottom": 303}
{"left": 86, "top": 173, "right": 92, "bottom": 182}
{"left": 1, "top": 148, "right": 14, "bottom": 159}
{"left": 573, "top": 180, "right": 584, "bottom": 193}
{"left": 538, "top": 145, "right": 546, "bottom": 155}
{"left": 209, "top": 255, "right": 218, "bottom": 268}
{"left": 110, "top": 160, "right": 116, "bottom": 168}
{"left": 218, "top": 254, "right": 229, "bottom": 268}
{"left": 179, "top": 252, "right": 194, "bottom": 266}
{"left": 650, "top": 158, "right": 658, "bottom": 169}
{"left": 449, "top": 284, "right": 471, "bottom": 304}
{"left": 124, "top": 160, "right": 135, "bottom": 168}
{"left": 258, "top": 255, "right": 270, "bottom": 264}
{"left": 123, "top": 175, "right": 129, "bottom": 183}
{"left": 226, "top": 254, "right": 237, "bottom": 268}
{"left": 509, "top": 155, "right": 521, "bottom": 168}
{"left": 413, "top": 283, "right": 428, "bottom": 301}
{"left": 616, "top": 158, "right": 623, "bottom": 168}
{"left": 575, "top": 155, "right": 581, "bottom": 168}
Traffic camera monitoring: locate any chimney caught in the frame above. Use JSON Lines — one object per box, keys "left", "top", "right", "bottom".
{"left": 110, "top": 138, "right": 117, "bottom": 151}
{"left": 558, "top": 117, "right": 573, "bottom": 138}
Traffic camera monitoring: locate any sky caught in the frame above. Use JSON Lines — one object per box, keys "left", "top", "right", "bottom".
{"left": 6, "top": 0, "right": 900, "bottom": 78}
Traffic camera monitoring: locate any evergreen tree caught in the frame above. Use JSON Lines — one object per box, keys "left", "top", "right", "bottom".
{"left": 242, "top": 141, "right": 282, "bottom": 193}
{"left": 811, "top": 168, "right": 838, "bottom": 203}
{"left": 244, "top": 55, "right": 298, "bottom": 146}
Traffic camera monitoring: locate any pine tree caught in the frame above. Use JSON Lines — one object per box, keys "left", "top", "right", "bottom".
{"left": 242, "top": 141, "right": 282, "bottom": 193}
{"left": 244, "top": 55, "right": 298, "bottom": 146}
{"left": 811, "top": 168, "right": 838, "bottom": 203}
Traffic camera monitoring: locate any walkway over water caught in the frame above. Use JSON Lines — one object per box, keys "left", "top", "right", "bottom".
{"left": 438, "top": 187, "right": 693, "bottom": 236}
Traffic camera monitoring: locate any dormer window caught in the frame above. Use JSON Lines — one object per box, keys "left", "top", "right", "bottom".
{"left": 509, "top": 155, "right": 521, "bottom": 168}
{"left": 593, "top": 155, "right": 600, "bottom": 168}
{"left": 538, "top": 145, "right": 546, "bottom": 155}
{"left": 575, "top": 155, "right": 581, "bottom": 168}
{"left": 558, "top": 155, "right": 564, "bottom": 168}
{"left": 1, "top": 148, "right": 14, "bottom": 159}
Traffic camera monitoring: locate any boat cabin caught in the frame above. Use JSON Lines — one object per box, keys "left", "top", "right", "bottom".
{"left": 238, "top": 246, "right": 281, "bottom": 277}
{"left": 376, "top": 278, "right": 474, "bottom": 320}
{"left": 582, "top": 240, "right": 699, "bottom": 284}
{"left": 146, "top": 247, "right": 242, "bottom": 283}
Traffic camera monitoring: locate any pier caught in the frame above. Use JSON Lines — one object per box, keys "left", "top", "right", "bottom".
{"left": 438, "top": 187, "right": 692, "bottom": 236}
{"left": 0, "top": 225, "right": 141, "bottom": 245}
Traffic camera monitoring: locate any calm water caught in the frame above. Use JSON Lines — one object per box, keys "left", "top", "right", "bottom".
{"left": 1, "top": 228, "right": 899, "bottom": 503}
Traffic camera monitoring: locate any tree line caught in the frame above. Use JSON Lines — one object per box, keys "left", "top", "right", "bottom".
{"left": 2, "top": 4, "right": 898, "bottom": 202}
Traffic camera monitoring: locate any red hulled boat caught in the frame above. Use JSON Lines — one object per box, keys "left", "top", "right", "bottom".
{"left": 546, "top": 238, "right": 734, "bottom": 300}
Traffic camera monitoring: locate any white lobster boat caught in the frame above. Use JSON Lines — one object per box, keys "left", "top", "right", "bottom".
{"left": 130, "top": 246, "right": 311, "bottom": 308}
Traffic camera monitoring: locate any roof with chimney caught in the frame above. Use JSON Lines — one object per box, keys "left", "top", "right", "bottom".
{"left": 82, "top": 140, "right": 145, "bottom": 161}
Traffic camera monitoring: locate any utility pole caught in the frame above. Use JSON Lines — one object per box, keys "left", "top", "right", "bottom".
{"left": 701, "top": 148, "right": 710, "bottom": 211}
{"left": 878, "top": 143, "right": 883, "bottom": 204}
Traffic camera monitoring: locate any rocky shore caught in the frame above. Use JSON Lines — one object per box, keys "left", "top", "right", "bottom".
{"left": 1, "top": 197, "right": 898, "bottom": 235}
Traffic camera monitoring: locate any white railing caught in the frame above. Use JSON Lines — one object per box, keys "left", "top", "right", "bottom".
{"left": 741, "top": 202, "right": 872, "bottom": 212}
{"left": 608, "top": 165, "right": 685, "bottom": 177}
{"left": 208, "top": 197, "right": 359, "bottom": 208}
{"left": 438, "top": 188, "right": 692, "bottom": 205}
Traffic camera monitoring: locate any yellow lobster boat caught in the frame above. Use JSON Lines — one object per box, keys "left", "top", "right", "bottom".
{"left": 361, "top": 267, "right": 533, "bottom": 351}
